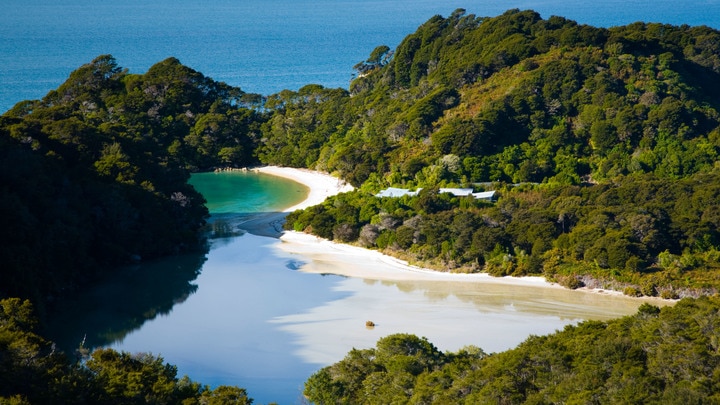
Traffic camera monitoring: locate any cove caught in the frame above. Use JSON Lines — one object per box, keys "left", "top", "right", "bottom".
{"left": 46, "top": 171, "right": 660, "bottom": 405}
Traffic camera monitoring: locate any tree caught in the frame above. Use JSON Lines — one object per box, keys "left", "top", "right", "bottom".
{"left": 199, "top": 386, "right": 253, "bottom": 405}
{"left": 368, "top": 45, "right": 392, "bottom": 66}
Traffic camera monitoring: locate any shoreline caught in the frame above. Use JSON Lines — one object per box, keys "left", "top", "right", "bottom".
{"left": 247, "top": 166, "right": 669, "bottom": 303}
{"left": 252, "top": 166, "right": 354, "bottom": 212}
{"left": 225, "top": 166, "right": 353, "bottom": 238}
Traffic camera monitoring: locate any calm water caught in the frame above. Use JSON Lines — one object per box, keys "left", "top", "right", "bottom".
{"left": 2, "top": 0, "right": 719, "bottom": 113}
{"left": 190, "top": 172, "right": 308, "bottom": 215}
{"left": 48, "top": 172, "right": 661, "bottom": 404}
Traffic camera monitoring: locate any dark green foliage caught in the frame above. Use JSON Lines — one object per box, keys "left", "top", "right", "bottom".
{"left": 0, "top": 299, "right": 253, "bottom": 404}
{"left": 305, "top": 297, "right": 720, "bottom": 404}
{"left": 0, "top": 55, "right": 266, "bottom": 309}
{"left": 304, "top": 334, "right": 449, "bottom": 404}
{"left": 272, "top": 9, "right": 720, "bottom": 294}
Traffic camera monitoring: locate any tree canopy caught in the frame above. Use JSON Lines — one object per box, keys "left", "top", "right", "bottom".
{"left": 305, "top": 297, "right": 720, "bottom": 404}
{"left": 277, "top": 9, "right": 720, "bottom": 297}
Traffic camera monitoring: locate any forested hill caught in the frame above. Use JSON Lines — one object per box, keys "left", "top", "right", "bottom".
{"left": 261, "top": 8, "right": 720, "bottom": 185}
{"left": 0, "top": 55, "right": 265, "bottom": 307}
{"left": 274, "top": 9, "right": 720, "bottom": 297}
{"left": 304, "top": 297, "right": 720, "bottom": 404}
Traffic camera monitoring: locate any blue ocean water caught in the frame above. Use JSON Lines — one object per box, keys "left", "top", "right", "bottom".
{"left": 2, "top": 0, "right": 719, "bottom": 113}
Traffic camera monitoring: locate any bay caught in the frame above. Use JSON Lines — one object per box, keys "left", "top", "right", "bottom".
{"left": 2, "top": 0, "right": 719, "bottom": 113}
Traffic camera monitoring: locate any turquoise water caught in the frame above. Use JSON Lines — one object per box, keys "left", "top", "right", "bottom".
{"left": 190, "top": 171, "right": 308, "bottom": 214}
{"left": 2, "top": 0, "right": 719, "bottom": 113}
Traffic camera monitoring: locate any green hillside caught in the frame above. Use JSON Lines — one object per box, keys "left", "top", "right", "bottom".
{"left": 260, "top": 9, "right": 720, "bottom": 186}
{"left": 304, "top": 297, "right": 720, "bottom": 404}
{"left": 275, "top": 9, "right": 720, "bottom": 297}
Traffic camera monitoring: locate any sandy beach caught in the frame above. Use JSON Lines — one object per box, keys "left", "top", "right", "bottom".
{"left": 253, "top": 165, "right": 674, "bottom": 303}
{"left": 252, "top": 166, "right": 577, "bottom": 290}
{"left": 253, "top": 166, "right": 355, "bottom": 212}
{"left": 278, "top": 231, "right": 556, "bottom": 286}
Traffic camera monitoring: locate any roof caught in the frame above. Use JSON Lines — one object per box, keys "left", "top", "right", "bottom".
{"left": 375, "top": 187, "right": 496, "bottom": 201}
{"left": 375, "top": 187, "right": 421, "bottom": 198}
{"left": 439, "top": 188, "right": 474, "bottom": 197}
{"left": 375, "top": 187, "right": 495, "bottom": 200}
{"left": 472, "top": 190, "right": 496, "bottom": 200}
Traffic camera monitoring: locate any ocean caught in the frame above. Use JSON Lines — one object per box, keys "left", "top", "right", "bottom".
{"left": 2, "top": 0, "right": 719, "bottom": 113}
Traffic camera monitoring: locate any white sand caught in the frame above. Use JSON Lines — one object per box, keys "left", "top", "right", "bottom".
{"left": 279, "top": 231, "right": 555, "bottom": 285}
{"left": 255, "top": 165, "right": 670, "bottom": 301}
{"left": 255, "top": 166, "right": 560, "bottom": 288}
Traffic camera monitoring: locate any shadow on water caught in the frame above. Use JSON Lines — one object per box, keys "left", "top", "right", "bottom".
{"left": 44, "top": 249, "right": 209, "bottom": 354}
{"left": 43, "top": 210, "right": 290, "bottom": 355}
{"left": 206, "top": 210, "right": 289, "bottom": 239}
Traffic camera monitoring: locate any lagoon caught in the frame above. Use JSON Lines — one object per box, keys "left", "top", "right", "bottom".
{"left": 48, "top": 171, "right": 662, "bottom": 404}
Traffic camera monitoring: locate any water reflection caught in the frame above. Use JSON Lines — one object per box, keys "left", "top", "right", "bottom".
{"left": 44, "top": 249, "right": 208, "bottom": 353}
{"left": 270, "top": 274, "right": 656, "bottom": 365}
{"left": 367, "top": 277, "right": 648, "bottom": 321}
{"left": 103, "top": 232, "right": 351, "bottom": 404}
{"left": 43, "top": 208, "right": 291, "bottom": 354}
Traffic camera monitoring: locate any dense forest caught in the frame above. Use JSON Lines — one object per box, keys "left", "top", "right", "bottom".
{"left": 0, "top": 55, "right": 265, "bottom": 310}
{"left": 304, "top": 296, "right": 720, "bottom": 404}
{"left": 3, "top": 8, "right": 720, "bottom": 403}
{"left": 279, "top": 9, "right": 720, "bottom": 297}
